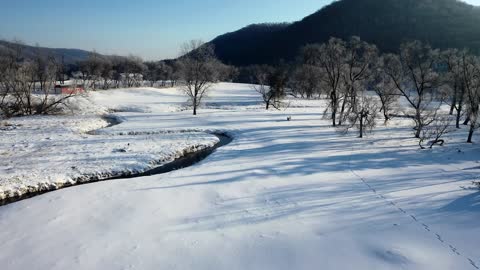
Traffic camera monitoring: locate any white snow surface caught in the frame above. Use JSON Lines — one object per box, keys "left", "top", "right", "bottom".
{"left": 0, "top": 111, "right": 219, "bottom": 198}
{"left": 0, "top": 83, "right": 479, "bottom": 270}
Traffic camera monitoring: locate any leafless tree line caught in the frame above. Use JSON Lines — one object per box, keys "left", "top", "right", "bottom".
{"left": 250, "top": 37, "right": 480, "bottom": 145}
{"left": 0, "top": 39, "right": 236, "bottom": 118}
{"left": 0, "top": 42, "right": 78, "bottom": 117}
{"left": 2, "top": 37, "right": 478, "bottom": 145}
{"left": 75, "top": 43, "right": 237, "bottom": 97}
{"left": 76, "top": 40, "right": 236, "bottom": 116}
{"left": 75, "top": 53, "right": 178, "bottom": 90}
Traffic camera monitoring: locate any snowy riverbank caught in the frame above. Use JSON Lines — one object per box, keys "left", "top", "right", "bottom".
{"left": 0, "top": 100, "right": 220, "bottom": 201}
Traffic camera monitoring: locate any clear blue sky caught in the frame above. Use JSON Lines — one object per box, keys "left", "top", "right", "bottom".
{"left": 1, "top": 0, "right": 479, "bottom": 60}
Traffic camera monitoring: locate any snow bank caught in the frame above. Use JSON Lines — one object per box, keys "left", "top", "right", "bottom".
{"left": 0, "top": 114, "right": 219, "bottom": 201}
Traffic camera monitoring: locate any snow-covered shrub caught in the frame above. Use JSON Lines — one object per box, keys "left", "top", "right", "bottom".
{"left": 418, "top": 115, "right": 454, "bottom": 149}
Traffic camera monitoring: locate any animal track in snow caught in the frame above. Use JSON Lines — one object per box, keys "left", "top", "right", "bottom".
{"left": 436, "top": 233, "right": 445, "bottom": 243}
{"left": 469, "top": 258, "right": 479, "bottom": 269}
{"left": 348, "top": 150, "right": 479, "bottom": 270}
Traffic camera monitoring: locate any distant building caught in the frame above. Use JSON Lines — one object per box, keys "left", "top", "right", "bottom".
{"left": 54, "top": 81, "right": 85, "bottom": 94}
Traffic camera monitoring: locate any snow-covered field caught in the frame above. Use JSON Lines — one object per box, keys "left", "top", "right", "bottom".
{"left": 0, "top": 83, "right": 479, "bottom": 270}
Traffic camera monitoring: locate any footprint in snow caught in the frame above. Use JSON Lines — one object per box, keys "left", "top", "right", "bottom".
{"left": 468, "top": 258, "right": 479, "bottom": 269}
{"left": 436, "top": 234, "right": 445, "bottom": 243}
{"left": 449, "top": 245, "right": 460, "bottom": 256}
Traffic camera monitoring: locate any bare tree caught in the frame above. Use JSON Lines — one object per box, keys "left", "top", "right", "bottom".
{"left": 442, "top": 49, "right": 467, "bottom": 128}
{"left": 144, "top": 61, "right": 159, "bottom": 87}
{"left": 372, "top": 62, "right": 399, "bottom": 124}
{"left": 461, "top": 54, "right": 480, "bottom": 143}
{"left": 332, "top": 38, "right": 380, "bottom": 137}
{"left": 86, "top": 52, "right": 105, "bottom": 90}
{"left": 302, "top": 38, "right": 346, "bottom": 126}
{"left": 32, "top": 49, "right": 60, "bottom": 113}
{"left": 223, "top": 65, "right": 239, "bottom": 82}
{"left": 122, "top": 55, "right": 146, "bottom": 88}
{"left": 169, "top": 61, "right": 181, "bottom": 87}
{"left": 0, "top": 41, "right": 24, "bottom": 117}
{"left": 76, "top": 60, "right": 90, "bottom": 89}
{"left": 177, "top": 40, "right": 221, "bottom": 115}
{"left": 109, "top": 56, "right": 123, "bottom": 88}
{"left": 384, "top": 41, "right": 443, "bottom": 138}
{"left": 0, "top": 46, "right": 9, "bottom": 115}
{"left": 289, "top": 64, "right": 322, "bottom": 99}
{"left": 337, "top": 37, "right": 379, "bottom": 127}
{"left": 266, "top": 65, "right": 289, "bottom": 109}
{"left": 74, "top": 51, "right": 112, "bottom": 90}
{"left": 100, "top": 57, "right": 113, "bottom": 89}
{"left": 157, "top": 61, "right": 172, "bottom": 87}
{"left": 338, "top": 92, "right": 379, "bottom": 138}
{"left": 2, "top": 45, "right": 36, "bottom": 116}
{"left": 251, "top": 65, "right": 288, "bottom": 110}
{"left": 252, "top": 65, "right": 272, "bottom": 109}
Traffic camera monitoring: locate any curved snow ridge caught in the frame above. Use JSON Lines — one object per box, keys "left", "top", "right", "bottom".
{"left": 0, "top": 134, "right": 228, "bottom": 205}
{"left": 92, "top": 126, "right": 239, "bottom": 138}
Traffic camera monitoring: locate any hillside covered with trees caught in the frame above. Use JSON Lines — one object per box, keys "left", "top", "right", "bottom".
{"left": 209, "top": 0, "right": 480, "bottom": 66}
{"left": 0, "top": 40, "right": 93, "bottom": 65}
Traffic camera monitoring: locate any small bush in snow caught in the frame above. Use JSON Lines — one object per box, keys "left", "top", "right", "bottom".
{"left": 418, "top": 115, "right": 454, "bottom": 149}
{"left": 473, "top": 181, "right": 480, "bottom": 190}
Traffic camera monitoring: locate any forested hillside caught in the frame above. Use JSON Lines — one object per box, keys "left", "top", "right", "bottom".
{"left": 209, "top": 0, "right": 480, "bottom": 66}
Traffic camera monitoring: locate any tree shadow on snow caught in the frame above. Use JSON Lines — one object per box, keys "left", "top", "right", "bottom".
{"left": 441, "top": 192, "right": 480, "bottom": 213}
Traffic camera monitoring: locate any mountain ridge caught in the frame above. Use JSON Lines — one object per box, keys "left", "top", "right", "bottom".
{"left": 0, "top": 40, "right": 102, "bottom": 65}
{"left": 208, "top": 0, "right": 480, "bottom": 66}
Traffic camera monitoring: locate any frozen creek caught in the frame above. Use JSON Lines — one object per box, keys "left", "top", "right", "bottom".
{"left": 0, "top": 116, "right": 233, "bottom": 207}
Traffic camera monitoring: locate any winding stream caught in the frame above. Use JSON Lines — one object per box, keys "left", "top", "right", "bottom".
{"left": 0, "top": 116, "right": 233, "bottom": 207}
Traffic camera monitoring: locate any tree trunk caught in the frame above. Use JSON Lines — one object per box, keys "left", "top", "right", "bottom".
{"left": 338, "top": 97, "right": 347, "bottom": 126}
{"left": 467, "top": 124, "right": 475, "bottom": 143}
{"left": 193, "top": 90, "right": 198, "bottom": 115}
{"left": 332, "top": 109, "right": 336, "bottom": 127}
{"left": 359, "top": 114, "right": 364, "bottom": 138}
{"left": 382, "top": 106, "right": 389, "bottom": 124}
{"left": 414, "top": 110, "right": 422, "bottom": 138}
{"left": 331, "top": 91, "right": 337, "bottom": 127}
{"left": 415, "top": 127, "right": 422, "bottom": 139}
{"left": 456, "top": 104, "right": 463, "bottom": 129}
{"left": 449, "top": 94, "right": 456, "bottom": 115}
{"left": 464, "top": 116, "right": 471, "bottom": 126}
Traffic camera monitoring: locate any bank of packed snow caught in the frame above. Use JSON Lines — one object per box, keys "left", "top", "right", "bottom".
{"left": 0, "top": 83, "right": 479, "bottom": 270}
{"left": 0, "top": 95, "right": 219, "bottom": 199}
